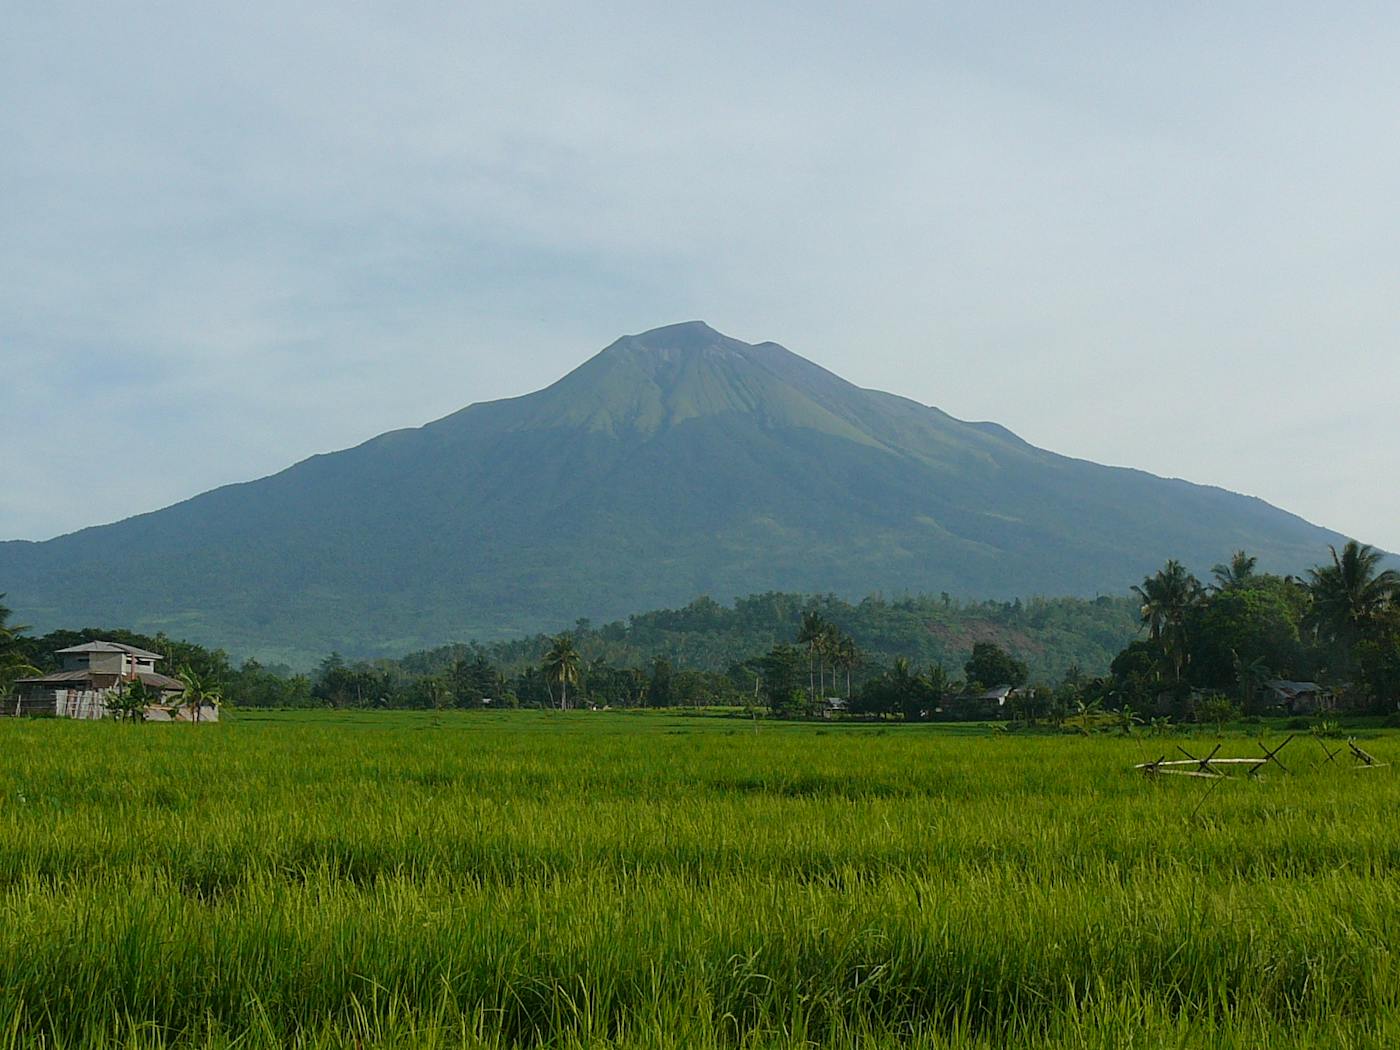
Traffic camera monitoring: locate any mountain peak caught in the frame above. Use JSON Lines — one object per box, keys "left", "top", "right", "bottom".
{"left": 612, "top": 321, "right": 744, "bottom": 355}
{"left": 530, "top": 321, "right": 868, "bottom": 440}
{"left": 630, "top": 319, "right": 724, "bottom": 341}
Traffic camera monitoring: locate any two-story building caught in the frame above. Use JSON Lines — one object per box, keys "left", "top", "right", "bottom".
{"left": 10, "top": 640, "right": 206, "bottom": 720}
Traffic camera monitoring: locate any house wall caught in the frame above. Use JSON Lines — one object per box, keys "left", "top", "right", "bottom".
{"left": 61, "top": 652, "right": 124, "bottom": 675}
{"left": 3, "top": 695, "right": 57, "bottom": 717}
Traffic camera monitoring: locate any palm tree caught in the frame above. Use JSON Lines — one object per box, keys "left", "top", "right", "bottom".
{"left": 1131, "top": 560, "right": 1203, "bottom": 682}
{"left": 542, "top": 635, "right": 581, "bottom": 710}
{"left": 0, "top": 596, "right": 26, "bottom": 643}
{"left": 1211, "top": 550, "right": 1258, "bottom": 591}
{"left": 1307, "top": 542, "right": 1399, "bottom": 638}
{"left": 818, "top": 624, "right": 844, "bottom": 697}
{"left": 832, "top": 634, "right": 861, "bottom": 698}
{"left": 797, "top": 612, "right": 828, "bottom": 699}
{"left": 1306, "top": 542, "right": 1399, "bottom": 676}
{"left": 0, "top": 596, "right": 38, "bottom": 701}
{"left": 890, "top": 657, "right": 914, "bottom": 689}
{"left": 1231, "top": 650, "right": 1272, "bottom": 716}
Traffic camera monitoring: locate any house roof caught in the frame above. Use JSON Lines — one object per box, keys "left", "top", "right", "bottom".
{"left": 55, "top": 640, "right": 164, "bottom": 660}
{"left": 1266, "top": 680, "right": 1324, "bottom": 695}
{"left": 15, "top": 669, "right": 100, "bottom": 685}
{"left": 976, "top": 685, "right": 1015, "bottom": 701}
{"left": 15, "top": 669, "right": 185, "bottom": 692}
{"left": 135, "top": 671, "right": 186, "bottom": 691}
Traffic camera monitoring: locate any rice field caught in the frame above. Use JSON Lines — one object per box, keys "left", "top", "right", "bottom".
{"left": 0, "top": 710, "right": 1397, "bottom": 1048}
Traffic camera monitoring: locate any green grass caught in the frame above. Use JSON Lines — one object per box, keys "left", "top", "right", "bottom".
{"left": 1, "top": 711, "right": 1397, "bottom": 1048}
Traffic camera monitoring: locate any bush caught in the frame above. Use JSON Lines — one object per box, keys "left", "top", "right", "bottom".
{"left": 1191, "top": 694, "right": 1240, "bottom": 727}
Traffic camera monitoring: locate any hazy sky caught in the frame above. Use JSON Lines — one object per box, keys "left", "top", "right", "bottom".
{"left": 3, "top": 3, "right": 1398, "bottom": 551}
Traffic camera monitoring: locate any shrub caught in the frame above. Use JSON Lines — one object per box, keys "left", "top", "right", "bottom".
{"left": 1191, "top": 694, "right": 1240, "bottom": 728}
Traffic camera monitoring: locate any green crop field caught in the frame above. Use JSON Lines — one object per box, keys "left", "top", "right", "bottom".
{"left": 1, "top": 711, "right": 1397, "bottom": 1049}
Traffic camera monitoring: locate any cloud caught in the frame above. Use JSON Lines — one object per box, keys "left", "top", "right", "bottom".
{"left": 2, "top": 2, "right": 1398, "bottom": 551}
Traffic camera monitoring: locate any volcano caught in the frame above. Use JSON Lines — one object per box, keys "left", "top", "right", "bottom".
{"left": 0, "top": 322, "right": 1357, "bottom": 662}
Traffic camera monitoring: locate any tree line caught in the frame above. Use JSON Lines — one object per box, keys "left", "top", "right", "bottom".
{"left": 1106, "top": 542, "right": 1400, "bottom": 719}
{"left": 517, "top": 542, "right": 1400, "bottom": 724}
{"left": 2, "top": 542, "right": 1396, "bottom": 723}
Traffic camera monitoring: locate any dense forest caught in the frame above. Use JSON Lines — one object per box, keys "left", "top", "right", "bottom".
{"left": 3, "top": 541, "right": 1398, "bottom": 725}
{"left": 393, "top": 591, "right": 1138, "bottom": 681}
{"left": 0, "top": 589, "right": 1135, "bottom": 712}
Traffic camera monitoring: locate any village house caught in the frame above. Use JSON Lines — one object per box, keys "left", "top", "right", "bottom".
{"left": 9, "top": 640, "right": 215, "bottom": 721}
{"left": 935, "top": 684, "right": 1017, "bottom": 722}
{"left": 1264, "top": 679, "right": 1332, "bottom": 715}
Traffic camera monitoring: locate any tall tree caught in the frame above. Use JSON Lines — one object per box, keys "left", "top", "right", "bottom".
{"left": 796, "top": 611, "right": 828, "bottom": 700}
{"left": 963, "top": 642, "right": 1028, "bottom": 690}
{"left": 1131, "top": 560, "right": 1203, "bottom": 682}
{"left": 1185, "top": 580, "right": 1304, "bottom": 692}
{"left": 542, "top": 634, "right": 581, "bottom": 710}
{"left": 0, "top": 596, "right": 39, "bottom": 699}
{"left": 1231, "top": 650, "right": 1274, "bottom": 716}
{"left": 1211, "top": 550, "right": 1259, "bottom": 591}
{"left": 887, "top": 657, "right": 918, "bottom": 721}
{"left": 1306, "top": 541, "right": 1399, "bottom": 680}
{"left": 832, "top": 633, "right": 860, "bottom": 698}
{"left": 756, "top": 644, "right": 806, "bottom": 717}
{"left": 920, "top": 663, "right": 950, "bottom": 721}
{"left": 817, "top": 623, "right": 844, "bottom": 697}
{"left": 1307, "top": 542, "right": 1399, "bottom": 644}
{"left": 646, "top": 657, "right": 675, "bottom": 708}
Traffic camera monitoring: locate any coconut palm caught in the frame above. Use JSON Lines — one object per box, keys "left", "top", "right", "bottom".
{"left": 818, "top": 624, "right": 844, "bottom": 697}
{"left": 0, "top": 596, "right": 38, "bottom": 699}
{"left": 796, "top": 612, "right": 828, "bottom": 699}
{"left": 1231, "top": 650, "right": 1272, "bottom": 715}
{"left": 1306, "top": 542, "right": 1399, "bottom": 645}
{"left": 0, "top": 596, "right": 26, "bottom": 642}
{"left": 889, "top": 657, "right": 914, "bottom": 690}
{"left": 542, "top": 634, "right": 581, "bottom": 710}
{"left": 1211, "top": 550, "right": 1258, "bottom": 591}
{"left": 1131, "top": 561, "right": 1203, "bottom": 682}
{"left": 832, "top": 634, "right": 861, "bottom": 698}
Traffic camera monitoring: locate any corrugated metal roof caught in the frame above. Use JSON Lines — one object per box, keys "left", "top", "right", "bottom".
{"left": 15, "top": 669, "right": 185, "bottom": 691}
{"left": 136, "top": 671, "right": 185, "bottom": 691}
{"left": 15, "top": 669, "right": 103, "bottom": 685}
{"left": 54, "top": 640, "right": 164, "bottom": 660}
{"left": 1266, "top": 679, "right": 1324, "bottom": 694}
{"left": 976, "top": 685, "right": 1015, "bottom": 701}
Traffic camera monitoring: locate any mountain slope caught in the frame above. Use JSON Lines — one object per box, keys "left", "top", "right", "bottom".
{"left": 0, "top": 322, "right": 1362, "bottom": 663}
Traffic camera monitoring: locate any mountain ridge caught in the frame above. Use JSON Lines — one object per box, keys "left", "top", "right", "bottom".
{"left": 0, "top": 322, "right": 1371, "bottom": 665}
